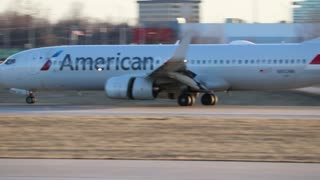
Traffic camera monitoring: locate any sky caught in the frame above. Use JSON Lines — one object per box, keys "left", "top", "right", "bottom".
{"left": 0, "top": 0, "right": 294, "bottom": 24}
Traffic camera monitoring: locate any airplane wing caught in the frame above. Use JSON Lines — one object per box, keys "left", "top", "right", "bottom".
{"left": 149, "top": 32, "right": 191, "bottom": 77}
{"left": 148, "top": 32, "right": 209, "bottom": 92}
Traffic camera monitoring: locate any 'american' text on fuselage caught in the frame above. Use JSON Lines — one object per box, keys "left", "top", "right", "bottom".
{"left": 59, "top": 53, "right": 155, "bottom": 71}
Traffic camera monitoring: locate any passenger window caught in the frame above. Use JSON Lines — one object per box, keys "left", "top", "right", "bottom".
{"left": 4, "top": 59, "right": 16, "bottom": 65}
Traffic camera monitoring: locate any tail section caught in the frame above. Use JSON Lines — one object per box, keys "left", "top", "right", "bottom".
{"left": 305, "top": 54, "right": 320, "bottom": 70}
{"left": 309, "top": 54, "right": 320, "bottom": 65}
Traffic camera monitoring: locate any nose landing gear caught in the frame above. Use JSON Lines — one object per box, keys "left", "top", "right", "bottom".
{"left": 26, "top": 93, "right": 36, "bottom": 104}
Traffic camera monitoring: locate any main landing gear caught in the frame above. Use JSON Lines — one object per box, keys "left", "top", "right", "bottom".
{"left": 177, "top": 94, "right": 196, "bottom": 106}
{"left": 26, "top": 92, "right": 36, "bottom": 104}
{"left": 201, "top": 93, "right": 218, "bottom": 106}
{"left": 177, "top": 93, "right": 218, "bottom": 106}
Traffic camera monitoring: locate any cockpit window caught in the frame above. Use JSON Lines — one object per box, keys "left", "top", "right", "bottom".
{"left": 4, "top": 59, "right": 16, "bottom": 65}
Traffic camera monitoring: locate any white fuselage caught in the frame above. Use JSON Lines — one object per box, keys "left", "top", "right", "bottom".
{"left": 0, "top": 43, "right": 320, "bottom": 92}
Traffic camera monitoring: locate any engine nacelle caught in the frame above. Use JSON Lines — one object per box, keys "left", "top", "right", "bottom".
{"left": 105, "top": 76, "right": 158, "bottom": 100}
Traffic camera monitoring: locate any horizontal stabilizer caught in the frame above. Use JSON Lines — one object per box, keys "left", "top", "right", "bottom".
{"left": 302, "top": 38, "right": 320, "bottom": 44}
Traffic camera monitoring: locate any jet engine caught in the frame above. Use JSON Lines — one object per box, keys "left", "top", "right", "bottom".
{"left": 105, "top": 76, "right": 158, "bottom": 100}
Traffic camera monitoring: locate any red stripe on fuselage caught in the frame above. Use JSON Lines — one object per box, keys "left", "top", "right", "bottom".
{"left": 310, "top": 54, "right": 320, "bottom": 64}
{"left": 41, "top": 59, "right": 52, "bottom": 71}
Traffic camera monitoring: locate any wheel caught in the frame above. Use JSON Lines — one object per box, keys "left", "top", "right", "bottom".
{"left": 190, "top": 95, "right": 196, "bottom": 105}
{"left": 177, "top": 94, "right": 189, "bottom": 106}
{"left": 201, "top": 94, "right": 218, "bottom": 106}
{"left": 177, "top": 94, "right": 195, "bottom": 106}
{"left": 26, "top": 95, "right": 36, "bottom": 104}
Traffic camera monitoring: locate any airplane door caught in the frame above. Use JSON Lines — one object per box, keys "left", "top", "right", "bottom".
{"left": 28, "top": 51, "right": 43, "bottom": 75}
{"left": 39, "top": 50, "right": 64, "bottom": 89}
{"left": 29, "top": 51, "right": 49, "bottom": 88}
{"left": 52, "top": 56, "right": 60, "bottom": 72}
{"left": 47, "top": 50, "right": 62, "bottom": 72}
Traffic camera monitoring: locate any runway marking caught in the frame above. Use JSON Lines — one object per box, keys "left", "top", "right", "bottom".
{"left": 0, "top": 159, "right": 319, "bottom": 180}
{"left": 0, "top": 105, "right": 320, "bottom": 118}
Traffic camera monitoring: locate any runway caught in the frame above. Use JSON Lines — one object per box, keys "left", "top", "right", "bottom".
{"left": 0, "top": 159, "right": 319, "bottom": 180}
{"left": 0, "top": 104, "right": 319, "bottom": 180}
{"left": 0, "top": 104, "right": 320, "bottom": 118}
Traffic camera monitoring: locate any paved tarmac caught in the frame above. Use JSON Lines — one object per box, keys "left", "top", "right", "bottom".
{"left": 0, "top": 104, "right": 320, "bottom": 118}
{"left": 0, "top": 159, "right": 319, "bottom": 180}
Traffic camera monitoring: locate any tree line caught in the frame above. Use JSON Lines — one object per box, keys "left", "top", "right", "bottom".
{"left": 0, "top": 1, "right": 132, "bottom": 49}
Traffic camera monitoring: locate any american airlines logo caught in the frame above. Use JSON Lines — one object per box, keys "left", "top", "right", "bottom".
{"left": 40, "top": 59, "right": 52, "bottom": 71}
{"left": 41, "top": 50, "right": 155, "bottom": 71}
{"left": 41, "top": 50, "right": 63, "bottom": 71}
{"left": 59, "top": 53, "right": 155, "bottom": 71}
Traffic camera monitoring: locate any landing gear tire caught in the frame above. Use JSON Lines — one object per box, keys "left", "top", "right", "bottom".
{"left": 26, "top": 95, "right": 36, "bottom": 104}
{"left": 178, "top": 94, "right": 195, "bottom": 106}
{"left": 201, "top": 94, "right": 218, "bottom": 106}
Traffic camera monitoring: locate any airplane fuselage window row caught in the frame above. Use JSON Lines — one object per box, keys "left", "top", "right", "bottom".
{"left": 188, "top": 59, "right": 308, "bottom": 65}
{"left": 2, "top": 58, "right": 308, "bottom": 66}
{"left": 53, "top": 59, "right": 307, "bottom": 65}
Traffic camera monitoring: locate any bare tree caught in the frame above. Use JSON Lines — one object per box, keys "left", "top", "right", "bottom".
{"left": 67, "top": 1, "right": 85, "bottom": 21}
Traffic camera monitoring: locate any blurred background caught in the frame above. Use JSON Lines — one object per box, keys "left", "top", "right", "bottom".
{"left": 0, "top": 0, "right": 320, "bottom": 61}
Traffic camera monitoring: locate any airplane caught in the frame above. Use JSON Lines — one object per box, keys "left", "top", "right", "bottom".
{"left": 0, "top": 34, "right": 320, "bottom": 106}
